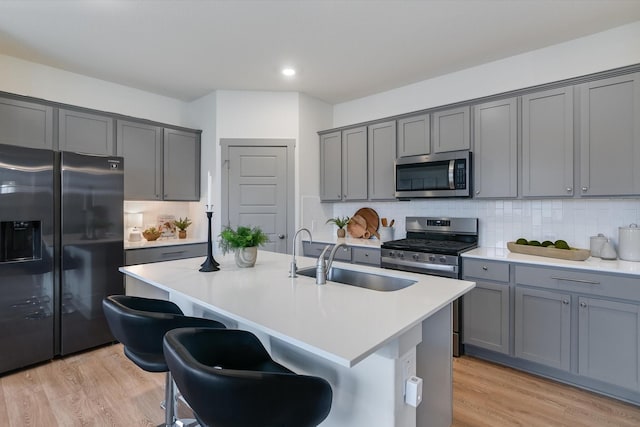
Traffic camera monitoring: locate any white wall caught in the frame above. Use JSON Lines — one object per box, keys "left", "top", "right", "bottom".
{"left": 0, "top": 54, "right": 188, "bottom": 126}
{"left": 333, "top": 21, "right": 640, "bottom": 126}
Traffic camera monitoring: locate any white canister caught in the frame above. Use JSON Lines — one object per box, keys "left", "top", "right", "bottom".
{"left": 378, "top": 226, "right": 395, "bottom": 242}
{"left": 618, "top": 223, "right": 640, "bottom": 262}
{"left": 589, "top": 233, "right": 607, "bottom": 258}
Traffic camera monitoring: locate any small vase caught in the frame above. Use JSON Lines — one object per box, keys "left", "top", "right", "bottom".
{"left": 178, "top": 230, "right": 187, "bottom": 239}
{"left": 235, "top": 246, "right": 258, "bottom": 268}
{"left": 337, "top": 228, "right": 346, "bottom": 238}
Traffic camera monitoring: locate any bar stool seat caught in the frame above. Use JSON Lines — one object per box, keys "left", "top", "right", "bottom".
{"left": 163, "top": 327, "right": 333, "bottom": 427}
{"left": 102, "top": 295, "right": 225, "bottom": 427}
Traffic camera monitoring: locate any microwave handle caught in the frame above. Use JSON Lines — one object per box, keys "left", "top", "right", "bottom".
{"left": 448, "top": 159, "right": 455, "bottom": 190}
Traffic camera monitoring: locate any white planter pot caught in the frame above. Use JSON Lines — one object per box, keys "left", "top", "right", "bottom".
{"left": 235, "top": 246, "right": 258, "bottom": 267}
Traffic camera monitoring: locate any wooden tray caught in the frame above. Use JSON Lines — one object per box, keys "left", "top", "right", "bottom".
{"left": 347, "top": 214, "right": 368, "bottom": 238}
{"left": 354, "top": 207, "right": 380, "bottom": 239}
{"left": 507, "top": 242, "right": 591, "bottom": 261}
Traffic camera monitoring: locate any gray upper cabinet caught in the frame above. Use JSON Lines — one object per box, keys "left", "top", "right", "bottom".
{"left": 522, "top": 87, "right": 574, "bottom": 197}
{"left": 59, "top": 108, "right": 114, "bottom": 155}
{"left": 163, "top": 128, "right": 200, "bottom": 201}
{"left": 319, "top": 131, "right": 342, "bottom": 201}
{"left": 397, "top": 114, "right": 430, "bottom": 157}
{"left": 117, "top": 120, "right": 163, "bottom": 200}
{"left": 578, "top": 297, "right": 640, "bottom": 391}
{"left": 515, "top": 286, "right": 571, "bottom": 371}
{"left": 368, "top": 120, "right": 396, "bottom": 200}
{"left": 0, "top": 97, "right": 53, "bottom": 149}
{"left": 342, "top": 126, "right": 368, "bottom": 201}
{"left": 433, "top": 106, "right": 470, "bottom": 153}
{"left": 473, "top": 97, "right": 518, "bottom": 198}
{"left": 580, "top": 73, "right": 640, "bottom": 196}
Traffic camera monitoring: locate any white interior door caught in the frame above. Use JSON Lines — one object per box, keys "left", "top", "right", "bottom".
{"left": 221, "top": 140, "right": 294, "bottom": 254}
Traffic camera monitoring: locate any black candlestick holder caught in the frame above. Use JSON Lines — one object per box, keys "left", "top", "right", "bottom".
{"left": 200, "top": 210, "right": 220, "bottom": 272}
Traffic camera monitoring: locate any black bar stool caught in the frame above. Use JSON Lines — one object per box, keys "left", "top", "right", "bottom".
{"left": 102, "top": 295, "right": 225, "bottom": 427}
{"left": 163, "top": 327, "right": 333, "bottom": 427}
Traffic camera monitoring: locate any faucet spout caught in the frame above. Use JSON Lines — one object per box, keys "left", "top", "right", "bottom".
{"left": 316, "top": 242, "right": 348, "bottom": 285}
{"left": 289, "top": 227, "right": 312, "bottom": 277}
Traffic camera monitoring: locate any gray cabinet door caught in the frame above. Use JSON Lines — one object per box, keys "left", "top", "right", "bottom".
{"left": 578, "top": 297, "right": 640, "bottom": 391}
{"left": 59, "top": 109, "right": 114, "bottom": 155}
{"left": 368, "top": 120, "right": 396, "bottom": 200}
{"left": 463, "top": 281, "right": 510, "bottom": 354}
{"left": 117, "top": 120, "right": 163, "bottom": 200}
{"left": 433, "top": 106, "right": 470, "bottom": 153}
{"left": 342, "top": 126, "right": 367, "bottom": 201}
{"left": 473, "top": 98, "right": 518, "bottom": 198}
{"left": 163, "top": 129, "right": 200, "bottom": 201}
{"left": 0, "top": 97, "right": 53, "bottom": 149}
{"left": 397, "top": 114, "right": 430, "bottom": 157}
{"left": 580, "top": 73, "right": 640, "bottom": 196}
{"left": 319, "top": 131, "right": 342, "bottom": 201}
{"left": 515, "top": 286, "right": 571, "bottom": 371}
{"left": 522, "top": 87, "right": 574, "bottom": 197}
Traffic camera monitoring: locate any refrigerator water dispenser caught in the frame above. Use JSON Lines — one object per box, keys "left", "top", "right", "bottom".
{"left": 0, "top": 220, "right": 42, "bottom": 262}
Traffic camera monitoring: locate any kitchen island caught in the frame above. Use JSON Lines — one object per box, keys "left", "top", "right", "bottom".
{"left": 120, "top": 250, "right": 475, "bottom": 427}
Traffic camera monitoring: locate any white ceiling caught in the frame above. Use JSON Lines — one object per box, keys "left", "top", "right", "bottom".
{"left": 0, "top": 0, "right": 639, "bottom": 104}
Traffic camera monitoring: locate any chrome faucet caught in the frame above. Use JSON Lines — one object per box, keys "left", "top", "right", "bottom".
{"left": 316, "top": 242, "right": 348, "bottom": 285}
{"left": 289, "top": 227, "right": 313, "bottom": 277}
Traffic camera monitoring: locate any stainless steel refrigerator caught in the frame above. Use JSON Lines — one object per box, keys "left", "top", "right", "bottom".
{"left": 0, "top": 144, "right": 123, "bottom": 374}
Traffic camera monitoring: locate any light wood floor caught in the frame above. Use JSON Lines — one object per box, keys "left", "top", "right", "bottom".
{"left": 2, "top": 344, "right": 640, "bottom": 426}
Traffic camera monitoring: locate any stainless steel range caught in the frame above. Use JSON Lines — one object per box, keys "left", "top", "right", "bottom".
{"left": 381, "top": 216, "right": 478, "bottom": 356}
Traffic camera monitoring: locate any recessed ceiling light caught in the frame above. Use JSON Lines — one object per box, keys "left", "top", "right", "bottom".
{"left": 282, "top": 67, "right": 296, "bottom": 77}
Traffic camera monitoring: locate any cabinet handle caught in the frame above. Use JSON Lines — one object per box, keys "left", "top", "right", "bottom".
{"left": 580, "top": 301, "right": 588, "bottom": 308}
{"left": 582, "top": 186, "right": 588, "bottom": 192}
{"left": 475, "top": 190, "right": 480, "bottom": 195}
{"left": 337, "top": 194, "right": 341, "bottom": 198}
{"left": 566, "top": 187, "right": 572, "bottom": 192}
{"left": 482, "top": 266, "right": 488, "bottom": 271}
{"left": 364, "top": 253, "right": 369, "bottom": 257}
{"left": 551, "top": 276, "right": 600, "bottom": 285}
{"left": 562, "top": 299, "right": 569, "bottom": 305}
{"left": 278, "top": 234, "right": 285, "bottom": 239}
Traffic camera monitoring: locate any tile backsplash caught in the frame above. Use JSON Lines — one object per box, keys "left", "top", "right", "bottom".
{"left": 330, "top": 198, "right": 640, "bottom": 250}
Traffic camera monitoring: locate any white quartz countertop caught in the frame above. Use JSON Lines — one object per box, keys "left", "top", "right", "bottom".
{"left": 464, "top": 247, "right": 640, "bottom": 276}
{"left": 303, "top": 233, "right": 381, "bottom": 248}
{"left": 120, "top": 250, "right": 474, "bottom": 367}
{"left": 124, "top": 237, "right": 207, "bottom": 250}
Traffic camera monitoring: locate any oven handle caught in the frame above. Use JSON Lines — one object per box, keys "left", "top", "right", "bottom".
{"left": 381, "top": 257, "right": 457, "bottom": 272}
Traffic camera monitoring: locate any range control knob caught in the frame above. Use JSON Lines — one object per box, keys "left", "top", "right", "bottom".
{"left": 428, "top": 255, "right": 436, "bottom": 262}
{"left": 412, "top": 253, "right": 420, "bottom": 260}
{"left": 398, "top": 252, "right": 405, "bottom": 258}
{"left": 439, "top": 256, "right": 447, "bottom": 263}
{"left": 388, "top": 251, "right": 395, "bottom": 257}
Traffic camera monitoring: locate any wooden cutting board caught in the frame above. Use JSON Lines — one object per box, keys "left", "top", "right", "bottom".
{"left": 354, "top": 207, "right": 380, "bottom": 239}
{"left": 347, "top": 214, "right": 368, "bottom": 238}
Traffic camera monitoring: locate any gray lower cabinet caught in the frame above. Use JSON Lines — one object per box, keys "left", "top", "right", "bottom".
{"left": 163, "top": 128, "right": 200, "bottom": 201}
{"left": 58, "top": 108, "right": 114, "bottom": 155}
{"left": 462, "top": 259, "right": 510, "bottom": 354}
{"left": 319, "top": 131, "right": 342, "bottom": 201}
{"left": 514, "top": 286, "right": 571, "bottom": 371}
{"left": 342, "top": 126, "right": 368, "bottom": 201}
{"left": 351, "top": 246, "right": 381, "bottom": 266}
{"left": 368, "top": 120, "right": 396, "bottom": 200}
{"left": 521, "top": 87, "right": 574, "bottom": 197}
{"left": 125, "top": 243, "right": 207, "bottom": 265}
{"left": 579, "top": 73, "right": 640, "bottom": 196}
{"left": 0, "top": 96, "right": 53, "bottom": 149}
{"left": 397, "top": 114, "right": 429, "bottom": 157}
{"left": 472, "top": 97, "right": 518, "bottom": 198}
{"left": 432, "top": 106, "right": 470, "bottom": 153}
{"left": 578, "top": 296, "right": 640, "bottom": 391}
{"left": 117, "top": 120, "right": 163, "bottom": 200}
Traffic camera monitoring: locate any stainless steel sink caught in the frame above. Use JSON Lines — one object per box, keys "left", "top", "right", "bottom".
{"left": 296, "top": 266, "right": 416, "bottom": 292}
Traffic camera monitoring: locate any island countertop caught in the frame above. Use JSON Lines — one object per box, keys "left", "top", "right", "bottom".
{"left": 119, "top": 251, "right": 474, "bottom": 367}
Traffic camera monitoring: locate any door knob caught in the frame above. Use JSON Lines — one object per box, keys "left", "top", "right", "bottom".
{"left": 278, "top": 234, "right": 285, "bottom": 239}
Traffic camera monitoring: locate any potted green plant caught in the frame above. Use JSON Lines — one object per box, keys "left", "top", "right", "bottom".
{"left": 173, "top": 217, "right": 192, "bottom": 239}
{"left": 218, "top": 225, "right": 269, "bottom": 267}
{"left": 326, "top": 216, "right": 350, "bottom": 238}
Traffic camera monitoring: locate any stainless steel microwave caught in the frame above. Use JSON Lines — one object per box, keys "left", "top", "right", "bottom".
{"left": 395, "top": 151, "right": 471, "bottom": 198}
